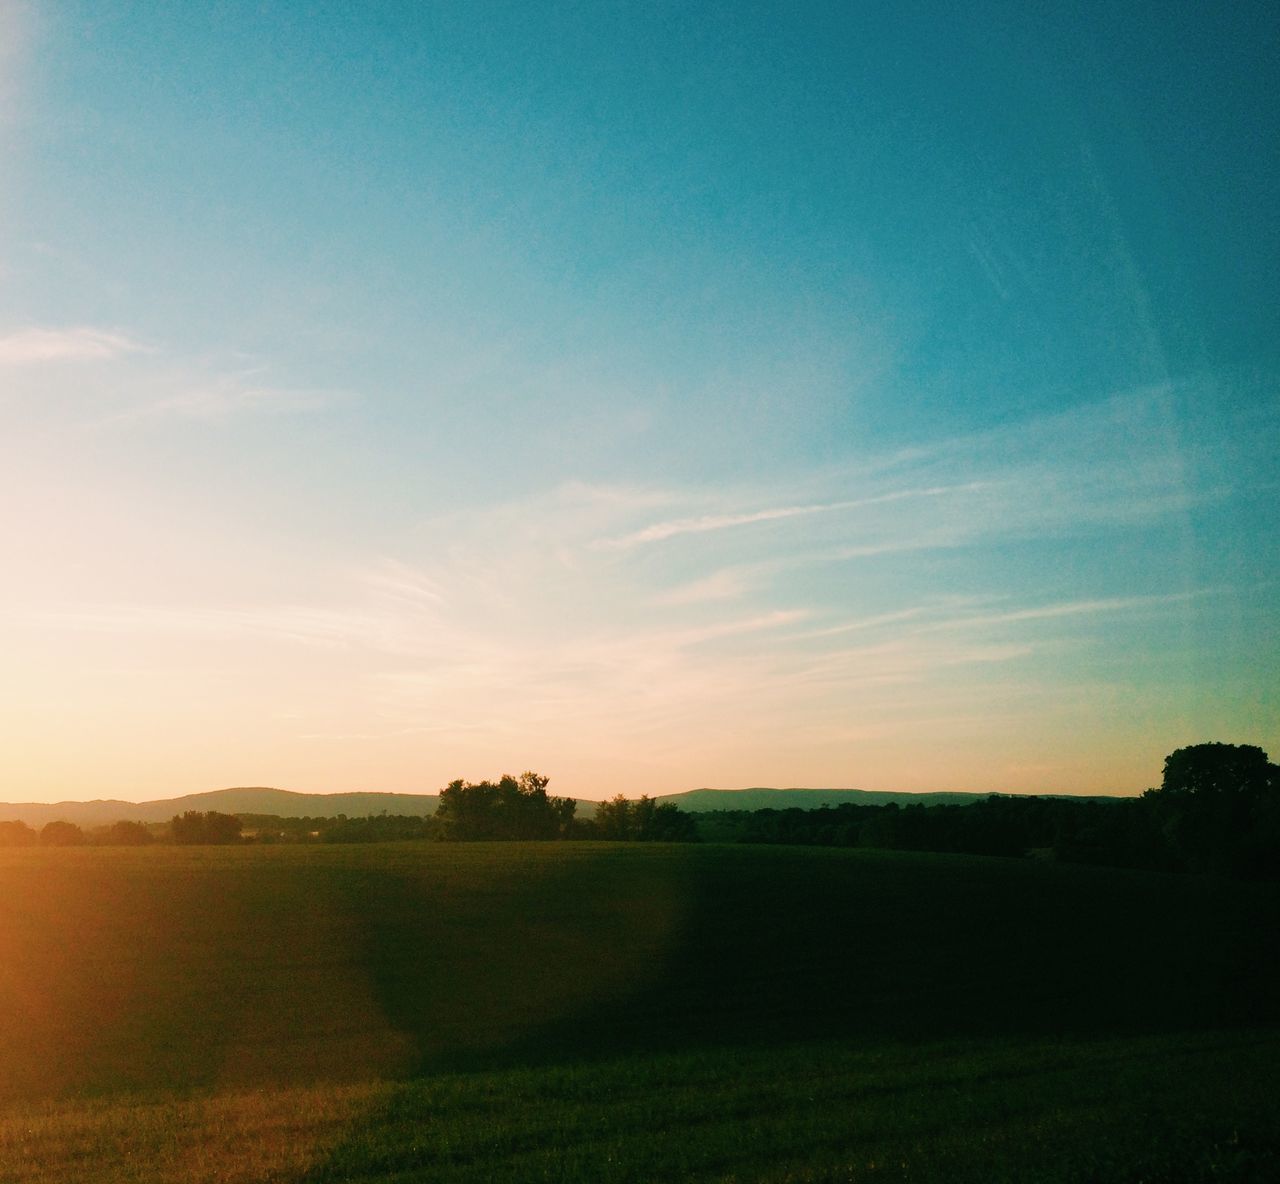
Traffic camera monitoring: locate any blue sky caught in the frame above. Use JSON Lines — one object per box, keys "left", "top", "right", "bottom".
{"left": 1, "top": 1, "right": 1276, "bottom": 801}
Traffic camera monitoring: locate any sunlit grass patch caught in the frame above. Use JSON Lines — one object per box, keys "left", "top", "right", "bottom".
{"left": 2, "top": 1030, "right": 1275, "bottom": 1183}
{"left": 0, "top": 1079, "right": 388, "bottom": 1184}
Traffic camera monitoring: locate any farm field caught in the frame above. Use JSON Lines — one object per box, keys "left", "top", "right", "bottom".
{"left": 2, "top": 841, "right": 1277, "bottom": 1181}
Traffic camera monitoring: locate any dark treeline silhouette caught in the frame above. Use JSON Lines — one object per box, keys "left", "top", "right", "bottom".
{"left": 318, "top": 814, "right": 436, "bottom": 843}
{"left": 431, "top": 775, "right": 701, "bottom": 842}
{"left": 101, "top": 819, "right": 155, "bottom": 845}
{"left": 2, "top": 745, "right": 1268, "bottom": 867}
{"left": 593, "top": 794, "right": 700, "bottom": 841}
{"left": 434, "top": 772, "right": 577, "bottom": 840}
{"left": 237, "top": 812, "right": 438, "bottom": 843}
{"left": 170, "top": 809, "right": 243, "bottom": 845}
{"left": 722, "top": 743, "right": 1277, "bottom": 878}
{"left": 0, "top": 818, "right": 153, "bottom": 846}
{"left": 0, "top": 819, "right": 38, "bottom": 846}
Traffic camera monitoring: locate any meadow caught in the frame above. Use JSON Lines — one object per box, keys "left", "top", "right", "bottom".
{"left": 1, "top": 841, "right": 1277, "bottom": 1181}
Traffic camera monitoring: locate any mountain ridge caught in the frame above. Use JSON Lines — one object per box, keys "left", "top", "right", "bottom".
{"left": 0, "top": 784, "right": 1124, "bottom": 828}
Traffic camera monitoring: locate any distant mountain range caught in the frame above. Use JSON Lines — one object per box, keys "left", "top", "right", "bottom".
{"left": 655, "top": 787, "right": 994, "bottom": 811}
{"left": 0, "top": 784, "right": 1074, "bottom": 828}
{"left": 0, "top": 787, "right": 441, "bottom": 828}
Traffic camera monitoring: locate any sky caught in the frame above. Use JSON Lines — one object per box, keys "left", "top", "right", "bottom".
{"left": 1, "top": 1, "right": 1276, "bottom": 803}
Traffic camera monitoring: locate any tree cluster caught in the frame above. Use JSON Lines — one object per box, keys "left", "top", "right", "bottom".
{"left": 170, "top": 810, "right": 243, "bottom": 845}
{"left": 434, "top": 772, "right": 577, "bottom": 840}
{"left": 100, "top": 820, "right": 156, "bottom": 845}
{"left": 318, "top": 814, "right": 438, "bottom": 843}
{"left": 0, "top": 820, "right": 37, "bottom": 846}
{"left": 590, "top": 794, "right": 699, "bottom": 841}
{"left": 0, "top": 819, "right": 156, "bottom": 846}
{"left": 719, "top": 743, "right": 1277, "bottom": 878}
{"left": 0, "top": 819, "right": 88, "bottom": 846}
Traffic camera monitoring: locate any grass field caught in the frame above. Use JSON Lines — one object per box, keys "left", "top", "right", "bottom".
{"left": 2, "top": 842, "right": 1277, "bottom": 1180}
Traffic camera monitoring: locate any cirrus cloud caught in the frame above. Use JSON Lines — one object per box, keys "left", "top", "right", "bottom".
{"left": 0, "top": 325, "right": 147, "bottom": 365}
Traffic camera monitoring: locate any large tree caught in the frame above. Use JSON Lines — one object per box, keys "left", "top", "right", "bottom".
{"left": 1158, "top": 743, "right": 1274, "bottom": 798}
{"left": 1147, "top": 743, "right": 1277, "bottom": 876}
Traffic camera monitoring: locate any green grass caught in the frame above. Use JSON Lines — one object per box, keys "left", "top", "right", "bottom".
{"left": 3, "top": 1030, "right": 1277, "bottom": 1183}
{"left": 1, "top": 842, "right": 1277, "bottom": 1180}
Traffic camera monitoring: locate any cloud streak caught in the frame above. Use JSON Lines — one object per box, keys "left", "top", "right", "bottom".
{"left": 601, "top": 483, "right": 993, "bottom": 549}
{"left": 0, "top": 326, "right": 146, "bottom": 365}
{"left": 123, "top": 377, "right": 343, "bottom": 420}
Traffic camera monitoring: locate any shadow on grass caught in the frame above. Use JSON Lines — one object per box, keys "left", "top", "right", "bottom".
{"left": 300, "top": 843, "right": 1280, "bottom": 1180}
{"left": 331, "top": 843, "right": 1280, "bottom": 1074}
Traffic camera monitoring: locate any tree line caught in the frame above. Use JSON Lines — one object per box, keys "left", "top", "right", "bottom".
{"left": 431, "top": 774, "right": 699, "bottom": 841}
{"left": 0, "top": 776, "right": 701, "bottom": 847}
{"left": 0, "top": 818, "right": 156, "bottom": 847}
{"left": 2, "top": 746, "right": 1271, "bottom": 874}
{"left": 716, "top": 743, "right": 1278, "bottom": 878}
{"left": 0, "top": 811, "right": 249, "bottom": 847}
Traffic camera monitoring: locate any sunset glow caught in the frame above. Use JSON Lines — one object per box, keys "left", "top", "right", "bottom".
{"left": 2, "top": 2, "right": 1275, "bottom": 803}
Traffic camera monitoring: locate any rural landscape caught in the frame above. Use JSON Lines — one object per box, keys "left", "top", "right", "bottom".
{"left": 4, "top": 2, "right": 1276, "bottom": 1181}
{"left": 2, "top": 744, "right": 1278, "bottom": 1181}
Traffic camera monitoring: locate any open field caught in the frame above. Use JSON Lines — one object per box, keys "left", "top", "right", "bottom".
{"left": 2, "top": 842, "right": 1277, "bottom": 1180}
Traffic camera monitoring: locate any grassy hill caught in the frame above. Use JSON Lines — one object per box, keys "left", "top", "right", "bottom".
{"left": 1, "top": 842, "right": 1276, "bottom": 1180}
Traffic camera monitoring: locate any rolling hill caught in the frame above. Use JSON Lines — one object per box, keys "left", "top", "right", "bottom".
{"left": 0, "top": 783, "right": 1126, "bottom": 829}
{"left": 0, "top": 787, "right": 441, "bottom": 828}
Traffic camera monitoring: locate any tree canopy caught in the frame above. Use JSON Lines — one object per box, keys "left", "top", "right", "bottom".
{"left": 40, "top": 820, "right": 85, "bottom": 846}
{"left": 1145, "top": 742, "right": 1278, "bottom": 876}
{"left": 434, "top": 772, "right": 576, "bottom": 840}
{"left": 594, "top": 794, "right": 699, "bottom": 842}
{"left": 100, "top": 820, "right": 155, "bottom": 846}
{"left": 1157, "top": 743, "right": 1274, "bottom": 798}
{"left": 170, "top": 810, "right": 243, "bottom": 845}
{"left": 0, "top": 820, "right": 38, "bottom": 846}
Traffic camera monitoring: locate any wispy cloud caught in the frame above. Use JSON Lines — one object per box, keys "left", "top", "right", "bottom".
{"left": 652, "top": 569, "right": 749, "bottom": 606}
{"left": 601, "top": 483, "right": 989, "bottom": 549}
{"left": 605, "top": 502, "right": 844, "bottom": 548}
{"left": 130, "top": 378, "right": 341, "bottom": 419}
{"left": 0, "top": 326, "right": 146, "bottom": 365}
{"left": 791, "top": 607, "right": 932, "bottom": 640}
{"left": 361, "top": 559, "right": 448, "bottom": 610}
{"left": 925, "top": 591, "right": 1207, "bottom": 633}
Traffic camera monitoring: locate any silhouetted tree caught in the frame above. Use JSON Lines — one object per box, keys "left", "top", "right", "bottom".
{"left": 1145, "top": 743, "right": 1278, "bottom": 876}
{"left": 1158, "top": 743, "right": 1273, "bottom": 798}
{"left": 40, "top": 820, "right": 85, "bottom": 846}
